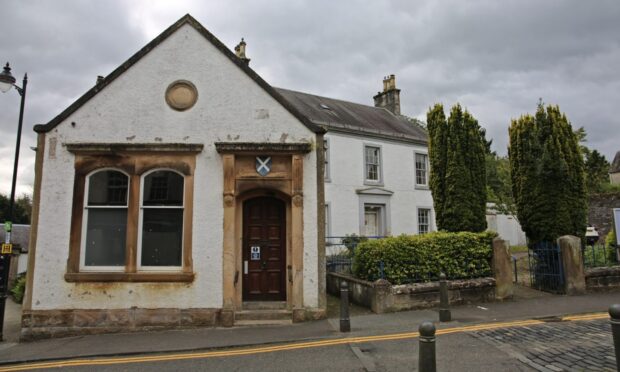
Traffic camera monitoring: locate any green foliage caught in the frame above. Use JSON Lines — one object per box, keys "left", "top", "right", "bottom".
{"left": 427, "top": 103, "right": 487, "bottom": 232}
{"left": 508, "top": 103, "right": 587, "bottom": 244}
{"left": 606, "top": 229, "right": 618, "bottom": 263}
{"left": 584, "top": 150, "right": 610, "bottom": 194}
{"left": 352, "top": 231, "right": 496, "bottom": 284}
{"left": 341, "top": 234, "right": 368, "bottom": 256}
{"left": 11, "top": 273, "right": 26, "bottom": 304}
{"left": 0, "top": 194, "right": 32, "bottom": 224}
{"left": 486, "top": 154, "right": 516, "bottom": 217}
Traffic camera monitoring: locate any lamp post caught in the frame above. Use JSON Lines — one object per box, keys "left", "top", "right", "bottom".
{"left": 0, "top": 62, "right": 27, "bottom": 340}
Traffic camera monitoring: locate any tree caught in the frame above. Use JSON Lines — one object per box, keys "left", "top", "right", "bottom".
{"left": 0, "top": 193, "right": 32, "bottom": 224}
{"left": 427, "top": 103, "right": 487, "bottom": 232}
{"left": 508, "top": 103, "right": 587, "bottom": 244}
{"left": 584, "top": 149, "right": 610, "bottom": 194}
{"left": 486, "top": 154, "right": 516, "bottom": 217}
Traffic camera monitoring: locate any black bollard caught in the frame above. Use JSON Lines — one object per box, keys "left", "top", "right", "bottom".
{"left": 340, "top": 280, "right": 351, "bottom": 332}
{"left": 610, "top": 304, "right": 620, "bottom": 371}
{"left": 418, "top": 321, "right": 436, "bottom": 372}
{"left": 438, "top": 273, "right": 451, "bottom": 322}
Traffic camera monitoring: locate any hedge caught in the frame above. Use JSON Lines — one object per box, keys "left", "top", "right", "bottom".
{"left": 352, "top": 231, "right": 496, "bottom": 284}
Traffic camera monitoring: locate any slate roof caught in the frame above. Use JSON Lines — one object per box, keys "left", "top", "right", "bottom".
{"left": 0, "top": 224, "right": 30, "bottom": 253}
{"left": 275, "top": 88, "right": 427, "bottom": 144}
{"left": 611, "top": 151, "right": 620, "bottom": 173}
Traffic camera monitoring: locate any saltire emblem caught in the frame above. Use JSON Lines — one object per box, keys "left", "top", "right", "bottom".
{"left": 256, "top": 156, "right": 272, "bottom": 176}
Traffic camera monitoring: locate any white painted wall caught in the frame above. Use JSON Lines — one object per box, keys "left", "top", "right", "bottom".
{"left": 324, "top": 132, "right": 434, "bottom": 243}
{"left": 486, "top": 213, "right": 527, "bottom": 246}
{"left": 32, "top": 24, "right": 319, "bottom": 310}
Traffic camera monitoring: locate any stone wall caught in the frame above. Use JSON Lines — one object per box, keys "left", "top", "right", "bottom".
{"left": 327, "top": 272, "right": 496, "bottom": 314}
{"left": 585, "top": 266, "right": 620, "bottom": 291}
{"left": 588, "top": 192, "right": 620, "bottom": 241}
{"left": 21, "top": 308, "right": 221, "bottom": 341}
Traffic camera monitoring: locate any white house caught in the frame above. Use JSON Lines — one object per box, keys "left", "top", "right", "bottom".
{"left": 23, "top": 15, "right": 326, "bottom": 339}
{"left": 23, "top": 14, "right": 436, "bottom": 339}
{"left": 278, "top": 75, "right": 434, "bottom": 247}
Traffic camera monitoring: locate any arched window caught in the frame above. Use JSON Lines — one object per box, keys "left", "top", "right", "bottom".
{"left": 139, "top": 170, "right": 184, "bottom": 268}
{"left": 82, "top": 169, "right": 129, "bottom": 269}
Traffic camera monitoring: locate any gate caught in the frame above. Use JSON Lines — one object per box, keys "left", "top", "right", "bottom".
{"left": 528, "top": 241, "right": 565, "bottom": 294}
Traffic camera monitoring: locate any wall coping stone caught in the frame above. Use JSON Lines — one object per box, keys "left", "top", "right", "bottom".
{"left": 585, "top": 266, "right": 620, "bottom": 278}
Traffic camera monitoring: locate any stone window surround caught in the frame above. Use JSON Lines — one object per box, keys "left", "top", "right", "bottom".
{"left": 363, "top": 143, "right": 384, "bottom": 186}
{"left": 64, "top": 143, "right": 202, "bottom": 283}
{"left": 414, "top": 151, "right": 429, "bottom": 189}
{"left": 417, "top": 206, "right": 434, "bottom": 234}
{"left": 356, "top": 188, "right": 393, "bottom": 236}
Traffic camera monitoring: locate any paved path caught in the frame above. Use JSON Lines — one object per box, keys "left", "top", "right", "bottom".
{"left": 473, "top": 318, "right": 616, "bottom": 372}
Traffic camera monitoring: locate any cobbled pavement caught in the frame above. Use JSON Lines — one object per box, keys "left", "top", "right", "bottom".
{"left": 472, "top": 319, "right": 617, "bottom": 372}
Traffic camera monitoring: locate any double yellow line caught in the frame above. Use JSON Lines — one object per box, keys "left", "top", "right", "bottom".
{"left": 0, "top": 312, "right": 609, "bottom": 371}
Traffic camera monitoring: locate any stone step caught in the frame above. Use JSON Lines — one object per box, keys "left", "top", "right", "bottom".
{"left": 242, "top": 301, "right": 287, "bottom": 310}
{"left": 234, "top": 319, "right": 293, "bottom": 327}
{"left": 235, "top": 309, "right": 292, "bottom": 322}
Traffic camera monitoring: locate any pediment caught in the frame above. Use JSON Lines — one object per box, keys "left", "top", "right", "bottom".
{"left": 355, "top": 187, "right": 394, "bottom": 196}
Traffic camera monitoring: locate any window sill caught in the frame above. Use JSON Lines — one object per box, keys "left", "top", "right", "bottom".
{"left": 415, "top": 185, "right": 430, "bottom": 190}
{"left": 363, "top": 180, "right": 384, "bottom": 187}
{"left": 65, "top": 271, "right": 195, "bottom": 283}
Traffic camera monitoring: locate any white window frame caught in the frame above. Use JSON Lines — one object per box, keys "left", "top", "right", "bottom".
{"left": 415, "top": 152, "right": 429, "bottom": 188}
{"left": 363, "top": 144, "right": 383, "bottom": 185}
{"left": 80, "top": 168, "right": 130, "bottom": 272}
{"left": 417, "top": 207, "right": 433, "bottom": 235}
{"left": 324, "top": 137, "right": 331, "bottom": 182}
{"left": 325, "top": 202, "right": 331, "bottom": 238}
{"left": 137, "top": 168, "right": 185, "bottom": 271}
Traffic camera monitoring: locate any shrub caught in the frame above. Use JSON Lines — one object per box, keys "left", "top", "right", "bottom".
{"left": 11, "top": 273, "right": 26, "bottom": 304}
{"left": 352, "top": 231, "right": 496, "bottom": 284}
{"left": 606, "top": 229, "right": 618, "bottom": 263}
{"left": 341, "top": 234, "right": 368, "bottom": 256}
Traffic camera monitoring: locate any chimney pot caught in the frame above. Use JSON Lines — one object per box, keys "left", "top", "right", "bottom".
{"left": 373, "top": 74, "right": 401, "bottom": 116}
{"left": 96, "top": 75, "right": 104, "bottom": 84}
{"left": 234, "top": 38, "right": 251, "bottom": 65}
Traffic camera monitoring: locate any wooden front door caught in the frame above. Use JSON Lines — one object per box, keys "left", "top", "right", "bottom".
{"left": 243, "top": 197, "right": 286, "bottom": 301}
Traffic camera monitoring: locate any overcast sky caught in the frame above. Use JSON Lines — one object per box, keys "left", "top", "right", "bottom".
{"left": 1, "top": 0, "right": 619, "bottom": 196}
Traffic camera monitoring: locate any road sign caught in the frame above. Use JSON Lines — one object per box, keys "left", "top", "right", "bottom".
{"left": 3, "top": 221, "right": 11, "bottom": 233}
{"left": 1, "top": 243, "right": 12, "bottom": 255}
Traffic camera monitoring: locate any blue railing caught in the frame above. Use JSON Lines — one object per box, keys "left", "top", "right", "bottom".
{"left": 325, "top": 236, "right": 384, "bottom": 274}
{"left": 528, "top": 241, "right": 565, "bottom": 293}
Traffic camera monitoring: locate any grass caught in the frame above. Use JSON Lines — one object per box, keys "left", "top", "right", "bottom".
{"left": 510, "top": 245, "right": 528, "bottom": 254}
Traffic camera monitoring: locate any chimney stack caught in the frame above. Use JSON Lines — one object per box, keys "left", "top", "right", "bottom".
{"left": 96, "top": 75, "right": 104, "bottom": 84}
{"left": 373, "top": 74, "right": 401, "bottom": 116}
{"left": 234, "top": 38, "right": 251, "bottom": 65}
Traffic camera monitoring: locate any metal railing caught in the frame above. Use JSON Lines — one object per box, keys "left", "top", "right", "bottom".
{"left": 325, "top": 236, "right": 384, "bottom": 274}
{"left": 528, "top": 241, "right": 565, "bottom": 293}
{"left": 582, "top": 243, "right": 618, "bottom": 268}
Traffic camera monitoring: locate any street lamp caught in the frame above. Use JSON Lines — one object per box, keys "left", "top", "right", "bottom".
{"left": 0, "top": 62, "right": 27, "bottom": 340}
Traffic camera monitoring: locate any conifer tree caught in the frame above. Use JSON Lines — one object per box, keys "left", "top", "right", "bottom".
{"left": 427, "top": 104, "right": 487, "bottom": 232}
{"left": 508, "top": 103, "right": 587, "bottom": 244}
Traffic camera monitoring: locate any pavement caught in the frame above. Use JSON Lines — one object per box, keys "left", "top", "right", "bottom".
{"left": 0, "top": 286, "right": 618, "bottom": 370}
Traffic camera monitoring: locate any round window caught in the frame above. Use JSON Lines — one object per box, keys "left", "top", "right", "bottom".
{"left": 165, "top": 80, "right": 198, "bottom": 111}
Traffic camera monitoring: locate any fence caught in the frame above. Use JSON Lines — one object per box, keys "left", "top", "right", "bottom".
{"left": 528, "top": 241, "right": 565, "bottom": 293}
{"left": 582, "top": 242, "right": 618, "bottom": 268}
{"left": 325, "top": 236, "right": 383, "bottom": 274}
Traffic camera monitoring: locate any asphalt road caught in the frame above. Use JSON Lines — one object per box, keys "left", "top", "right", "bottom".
{"left": 13, "top": 316, "right": 616, "bottom": 371}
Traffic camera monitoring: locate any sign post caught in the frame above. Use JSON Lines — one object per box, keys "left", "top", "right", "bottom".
{"left": 0, "top": 221, "right": 12, "bottom": 340}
